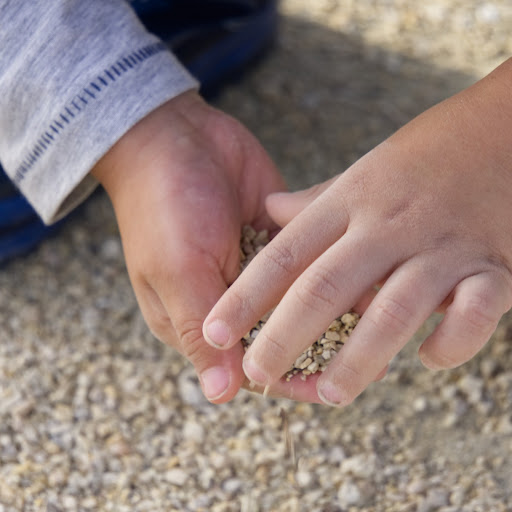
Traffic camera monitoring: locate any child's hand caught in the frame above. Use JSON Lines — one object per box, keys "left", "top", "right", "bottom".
{"left": 92, "top": 90, "right": 286, "bottom": 403}
{"left": 203, "top": 58, "right": 512, "bottom": 406}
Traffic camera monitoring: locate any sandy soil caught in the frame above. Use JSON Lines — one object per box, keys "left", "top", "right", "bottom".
{"left": 1, "top": 1, "right": 512, "bottom": 510}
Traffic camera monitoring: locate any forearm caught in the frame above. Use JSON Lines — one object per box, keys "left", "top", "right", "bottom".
{"left": 0, "top": 0, "right": 198, "bottom": 224}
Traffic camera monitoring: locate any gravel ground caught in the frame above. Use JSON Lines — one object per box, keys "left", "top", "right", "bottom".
{"left": 2, "top": 1, "right": 512, "bottom": 511}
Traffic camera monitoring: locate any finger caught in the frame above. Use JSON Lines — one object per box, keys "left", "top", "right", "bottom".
{"left": 203, "top": 183, "right": 350, "bottom": 350}
{"left": 316, "top": 259, "right": 454, "bottom": 407}
{"left": 419, "top": 272, "right": 512, "bottom": 370}
{"left": 241, "top": 373, "right": 324, "bottom": 404}
{"left": 241, "top": 229, "right": 395, "bottom": 386}
{"left": 160, "top": 253, "right": 246, "bottom": 404}
{"left": 240, "top": 362, "right": 387, "bottom": 403}
{"left": 266, "top": 176, "right": 340, "bottom": 227}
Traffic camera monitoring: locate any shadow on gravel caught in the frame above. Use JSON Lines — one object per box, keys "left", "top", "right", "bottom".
{"left": 215, "top": 14, "right": 478, "bottom": 190}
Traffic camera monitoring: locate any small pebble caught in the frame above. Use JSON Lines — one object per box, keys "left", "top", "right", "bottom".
{"left": 338, "top": 480, "right": 362, "bottom": 507}
{"left": 165, "top": 469, "right": 189, "bottom": 486}
{"left": 295, "top": 470, "right": 313, "bottom": 488}
{"left": 222, "top": 478, "right": 243, "bottom": 494}
{"left": 183, "top": 420, "right": 205, "bottom": 444}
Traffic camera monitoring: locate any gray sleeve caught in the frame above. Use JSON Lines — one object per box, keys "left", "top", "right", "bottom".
{"left": 0, "top": 0, "right": 199, "bottom": 224}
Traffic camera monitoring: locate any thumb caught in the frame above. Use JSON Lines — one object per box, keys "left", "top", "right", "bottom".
{"left": 161, "top": 258, "right": 245, "bottom": 404}
{"left": 265, "top": 176, "right": 339, "bottom": 227}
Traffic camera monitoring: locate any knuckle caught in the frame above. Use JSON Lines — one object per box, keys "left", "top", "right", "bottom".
{"left": 294, "top": 265, "right": 339, "bottom": 312}
{"left": 184, "top": 340, "right": 208, "bottom": 369}
{"left": 258, "top": 329, "right": 288, "bottom": 363}
{"left": 335, "top": 356, "right": 364, "bottom": 383}
{"left": 349, "top": 170, "right": 370, "bottom": 206}
{"left": 177, "top": 318, "right": 208, "bottom": 362}
{"left": 229, "top": 287, "right": 258, "bottom": 320}
{"left": 261, "top": 242, "right": 298, "bottom": 276}
{"left": 327, "top": 357, "right": 365, "bottom": 405}
{"left": 458, "top": 294, "right": 497, "bottom": 333}
{"left": 370, "top": 295, "right": 411, "bottom": 336}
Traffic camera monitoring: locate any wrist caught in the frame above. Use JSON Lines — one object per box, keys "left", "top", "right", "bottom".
{"left": 91, "top": 90, "right": 206, "bottom": 200}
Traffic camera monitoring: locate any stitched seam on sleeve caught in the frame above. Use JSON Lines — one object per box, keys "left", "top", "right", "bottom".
{"left": 13, "top": 41, "right": 167, "bottom": 185}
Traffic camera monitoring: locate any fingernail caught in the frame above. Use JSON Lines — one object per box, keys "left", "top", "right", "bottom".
{"left": 317, "top": 382, "right": 344, "bottom": 407}
{"left": 200, "top": 366, "right": 230, "bottom": 401}
{"left": 242, "top": 358, "right": 268, "bottom": 386}
{"left": 204, "top": 319, "right": 231, "bottom": 348}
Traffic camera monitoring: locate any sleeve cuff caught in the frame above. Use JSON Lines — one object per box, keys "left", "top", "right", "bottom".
{"left": 14, "top": 47, "right": 198, "bottom": 224}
